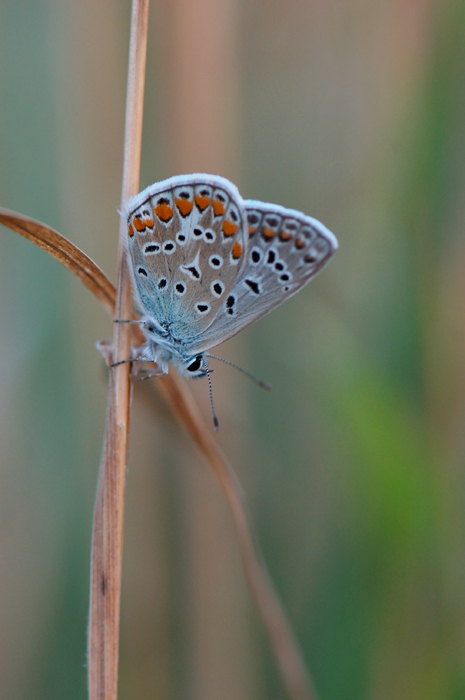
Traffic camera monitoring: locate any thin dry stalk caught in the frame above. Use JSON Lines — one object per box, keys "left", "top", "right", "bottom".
{"left": 158, "top": 371, "right": 319, "bottom": 700}
{"left": 87, "top": 1, "right": 150, "bottom": 699}
{"left": 0, "top": 209, "right": 319, "bottom": 700}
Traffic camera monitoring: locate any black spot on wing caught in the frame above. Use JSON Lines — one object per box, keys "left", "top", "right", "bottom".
{"left": 186, "top": 266, "right": 200, "bottom": 279}
{"left": 244, "top": 279, "right": 260, "bottom": 294}
{"left": 267, "top": 250, "right": 276, "bottom": 264}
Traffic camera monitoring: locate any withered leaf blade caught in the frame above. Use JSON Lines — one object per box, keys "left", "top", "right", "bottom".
{"left": 0, "top": 207, "right": 116, "bottom": 315}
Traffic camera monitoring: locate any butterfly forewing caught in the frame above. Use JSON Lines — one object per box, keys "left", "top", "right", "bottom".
{"left": 125, "top": 174, "right": 248, "bottom": 344}
{"left": 190, "top": 200, "right": 337, "bottom": 353}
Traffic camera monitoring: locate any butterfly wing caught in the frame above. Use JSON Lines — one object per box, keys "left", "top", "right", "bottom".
{"left": 124, "top": 174, "right": 248, "bottom": 345}
{"left": 188, "top": 199, "right": 338, "bottom": 353}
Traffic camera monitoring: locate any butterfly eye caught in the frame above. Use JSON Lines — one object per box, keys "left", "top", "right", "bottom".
{"left": 186, "top": 356, "right": 203, "bottom": 373}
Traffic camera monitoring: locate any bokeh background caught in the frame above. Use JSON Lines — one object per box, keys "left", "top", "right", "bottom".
{"left": 1, "top": 0, "right": 465, "bottom": 698}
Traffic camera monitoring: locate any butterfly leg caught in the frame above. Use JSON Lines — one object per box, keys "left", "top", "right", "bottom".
{"left": 136, "top": 369, "right": 167, "bottom": 381}
{"left": 110, "top": 355, "right": 152, "bottom": 367}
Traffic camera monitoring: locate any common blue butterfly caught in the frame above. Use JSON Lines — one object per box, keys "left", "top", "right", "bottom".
{"left": 122, "top": 174, "right": 337, "bottom": 395}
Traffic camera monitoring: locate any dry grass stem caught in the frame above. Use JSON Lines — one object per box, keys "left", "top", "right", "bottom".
{"left": 87, "top": 1, "right": 150, "bottom": 699}
{"left": 158, "top": 371, "right": 319, "bottom": 700}
{"left": 1, "top": 211, "right": 319, "bottom": 700}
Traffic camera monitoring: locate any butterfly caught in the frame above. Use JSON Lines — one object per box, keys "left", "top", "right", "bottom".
{"left": 122, "top": 174, "right": 337, "bottom": 418}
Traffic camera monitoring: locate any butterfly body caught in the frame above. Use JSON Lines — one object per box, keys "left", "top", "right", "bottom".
{"left": 123, "top": 174, "right": 338, "bottom": 378}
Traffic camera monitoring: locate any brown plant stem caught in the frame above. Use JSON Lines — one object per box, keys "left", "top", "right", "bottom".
{"left": 1, "top": 208, "right": 319, "bottom": 700}
{"left": 158, "top": 371, "right": 319, "bottom": 700}
{"left": 87, "top": 1, "right": 150, "bottom": 699}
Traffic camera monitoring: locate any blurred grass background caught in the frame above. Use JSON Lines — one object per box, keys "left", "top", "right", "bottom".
{"left": 1, "top": 0, "right": 465, "bottom": 699}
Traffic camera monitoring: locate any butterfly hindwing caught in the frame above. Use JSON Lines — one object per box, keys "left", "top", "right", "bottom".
{"left": 189, "top": 200, "right": 337, "bottom": 353}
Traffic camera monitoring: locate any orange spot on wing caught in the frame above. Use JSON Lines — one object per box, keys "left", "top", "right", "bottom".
{"left": 145, "top": 218, "right": 154, "bottom": 229}
{"left": 175, "top": 198, "right": 193, "bottom": 216}
{"left": 132, "top": 217, "right": 145, "bottom": 232}
{"left": 262, "top": 226, "right": 275, "bottom": 239}
{"left": 155, "top": 202, "right": 173, "bottom": 222}
{"left": 232, "top": 241, "right": 243, "bottom": 259}
{"left": 195, "top": 194, "right": 210, "bottom": 211}
{"left": 128, "top": 223, "right": 135, "bottom": 238}
{"left": 212, "top": 199, "right": 225, "bottom": 216}
{"left": 222, "top": 220, "right": 238, "bottom": 236}
{"left": 248, "top": 226, "right": 256, "bottom": 237}
{"left": 295, "top": 237, "right": 305, "bottom": 249}
{"left": 279, "top": 230, "right": 292, "bottom": 241}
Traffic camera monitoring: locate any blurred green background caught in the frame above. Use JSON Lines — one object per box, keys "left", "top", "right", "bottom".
{"left": 1, "top": 1, "right": 465, "bottom": 698}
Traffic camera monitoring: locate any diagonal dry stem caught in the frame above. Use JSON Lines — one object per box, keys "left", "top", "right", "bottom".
{"left": 1, "top": 207, "right": 319, "bottom": 700}
{"left": 158, "top": 371, "right": 319, "bottom": 700}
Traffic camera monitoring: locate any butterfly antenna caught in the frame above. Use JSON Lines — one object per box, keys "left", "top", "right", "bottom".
{"left": 206, "top": 354, "right": 272, "bottom": 391}
{"left": 202, "top": 358, "right": 219, "bottom": 430}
